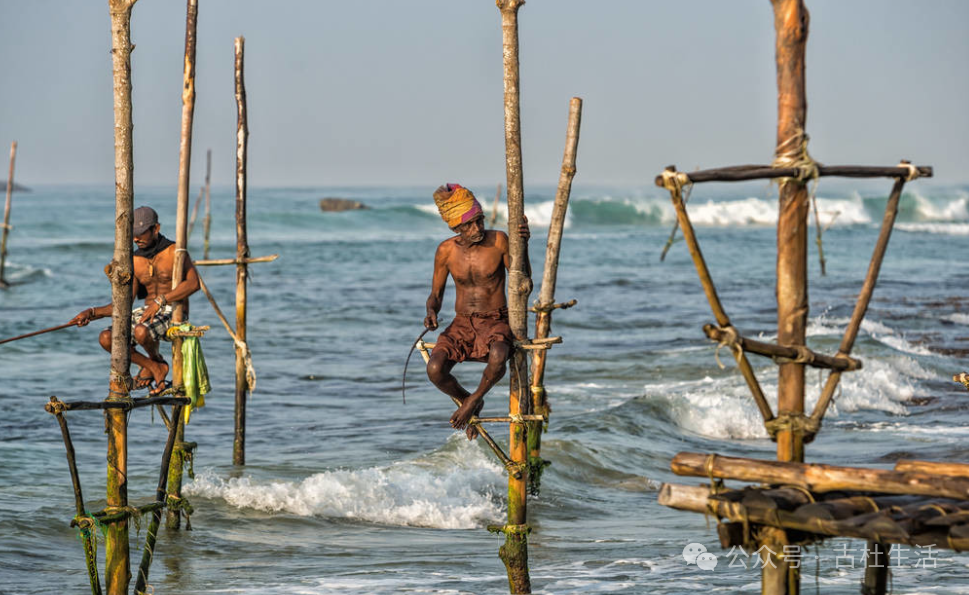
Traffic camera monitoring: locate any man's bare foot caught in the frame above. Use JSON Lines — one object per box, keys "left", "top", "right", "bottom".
{"left": 147, "top": 360, "right": 169, "bottom": 388}
{"left": 451, "top": 394, "right": 483, "bottom": 434}
{"left": 465, "top": 400, "right": 485, "bottom": 440}
{"left": 134, "top": 368, "right": 154, "bottom": 390}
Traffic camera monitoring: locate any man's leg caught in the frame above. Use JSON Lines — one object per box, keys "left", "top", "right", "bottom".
{"left": 427, "top": 351, "right": 484, "bottom": 440}
{"left": 99, "top": 327, "right": 168, "bottom": 389}
{"left": 132, "top": 324, "right": 169, "bottom": 388}
{"left": 450, "top": 341, "right": 509, "bottom": 435}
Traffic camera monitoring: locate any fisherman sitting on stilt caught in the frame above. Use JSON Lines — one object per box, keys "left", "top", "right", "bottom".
{"left": 424, "top": 184, "right": 529, "bottom": 440}
{"left": 70, "top": 206, "right": 200, "bottom": 395}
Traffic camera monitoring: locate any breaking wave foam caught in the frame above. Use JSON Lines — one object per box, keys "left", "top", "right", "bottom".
{"left": 185, "top": 437, "right": 504, "bottom": 529}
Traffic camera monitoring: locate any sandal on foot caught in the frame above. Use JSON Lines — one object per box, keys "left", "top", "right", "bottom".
{"left": 149, "top": 380, "right": 172, "bottom": 397}
{"left": 134, "top": 371, "right": 154, "bottom": 390}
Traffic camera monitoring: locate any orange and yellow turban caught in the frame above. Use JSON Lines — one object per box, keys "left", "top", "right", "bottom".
{"left": 433, "top": 183, "right": 483, "bottom": 229}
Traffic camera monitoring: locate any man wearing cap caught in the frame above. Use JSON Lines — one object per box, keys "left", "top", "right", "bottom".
{"left": 424, "top": 184, "right": 530, "bottom": 439}
{"left": 69, "top": 206, "right": 200, "bottom": 395}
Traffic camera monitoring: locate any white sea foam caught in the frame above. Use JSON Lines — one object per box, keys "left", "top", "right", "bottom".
{"left": 185, "top": 437, "right": 504, "bottom": 529}
{"left": 649, "top": 374, "right": 773, "bottom": 440}
{"left": 943, "top": 313, "right": 969, "bottom": 326}
{"left": 896, "top": 223, "right": 969, "bottom": 235}
{"left": 912, "top": 190, "right": 969, "bottom": 221}
{"left": 826, "top": 356, "right": 931, "bottom": 416}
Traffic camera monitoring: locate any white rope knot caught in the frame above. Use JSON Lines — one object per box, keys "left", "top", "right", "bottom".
{"left": 234, "top": 338, "right": 257, "bottom": 394}
{"left": 509, "top": 413, "right": 525, "bottom": 424}
{"left": 713, "top": 325, "right": 743, "bottom": 369}
{"left": 897, "top": 161, "right": 920, "bottom": 182}
{"left": 660, "top": 168, "right": 690, "bottom": 193}
{"left": 772, "top": 129, "right": 820, "bottom": 184}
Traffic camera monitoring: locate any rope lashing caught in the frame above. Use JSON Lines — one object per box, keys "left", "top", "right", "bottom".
{"left": 764, "top": 412, "right": 820, "bottom": 440}
{"left": 704, "top": 453, "right": 726, "bottom": 494}
{"left": 773, "top": 345, "right": 815, "bottom": 366}
{"left": 953, "top": 372, "right": 969, "bottom": 391}
{"left": 898, "top": 161, "right": 920, "bottom": 182}
{"left": 713, "top": 325, "right": 743, "bottom": 369}
{"left": 772, "top": 128, "right": 821, "bottom": 184}
{"left": 659, "top": 168, "right": 691, "bottom": 194}
{"left": 487, "top": 523, "right": 531, "bottom": 536}
{"left": 166, "top": 494, "right": 194, "bottom": 530}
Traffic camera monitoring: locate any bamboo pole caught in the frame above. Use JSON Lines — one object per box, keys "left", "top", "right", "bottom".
{"left": 490, "top": 183, "right": 502, "bottom": 227}
{"left": 702, "top": 324, "right": 860, "bottom": 371}
{"left": 48, "top": 403, "right": 102, "bottom": 595}
{"left": 193, "top": 254, "right": 277, "bottom": 266}
{"left": 203, "top": 149, "right": 212, "bottom": 259}
{"left": 233, "top": 36, "right": 250, "bottom": 467}
{"left": 894, "top": 459, "right": 969, "bottom": 477}
{"left": 658, "top": 483, "right": 967, "bottom": 549}
{"left": 105, "top": 1, "right": 138, "bottom": 591}
{"left": 862, "top": 541, "right": 890, "bottom": 595}
{"left": 652, "top": 164, "right": 932, "bottom": 186}
{"left": 497, "top": 1, "right": 530, "bottom": 591}
{"left": 809, "top": 177, "right": 906, "bottom": 430}
{"left": 135, "top": 403, "right": 184, "bottom": 595}
{"left": 527, "top": 97, "right": 581, "bottom": 495}
{"left": 661, "top": 167, "right": 774, "bottom": 424}
{"left": 188, "top": 148, "right": 210, "bottom": 243}
{"left": 671, "top": 452, "right": 969, "bottom": 500}
{"left": 166, "top": 0, "right": 198, "bottom": 532}
{"left": 0, "top": 141, "right": 17, "bottom": 288}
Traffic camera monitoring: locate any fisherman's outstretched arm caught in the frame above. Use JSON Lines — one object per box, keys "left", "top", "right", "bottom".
{"left": 425, "top": 244, "right": 449, "bottom": 330}
{"left": 69, "top": 276, "right": 142, "bottom": 326}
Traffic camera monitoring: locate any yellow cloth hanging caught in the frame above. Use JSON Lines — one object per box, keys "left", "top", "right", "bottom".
{"left": 171, "top": 323, "right": 210, "bottom": 423}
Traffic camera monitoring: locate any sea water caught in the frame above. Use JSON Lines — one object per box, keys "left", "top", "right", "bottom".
{"left": 1, "top": 181, "right": 968, "bottom": 594}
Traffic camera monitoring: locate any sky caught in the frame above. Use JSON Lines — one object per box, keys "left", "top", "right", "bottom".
{"left": 1, "top": 0, "right": 967, "bottom": 188}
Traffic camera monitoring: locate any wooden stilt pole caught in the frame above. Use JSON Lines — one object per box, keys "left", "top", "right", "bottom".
{"left": 497, "top": 1, "right": 531, "bottom": 592}
{"left": 188, "top": 149, "right": 211, "bottom": 243}
{"left": 0, "top": 141, "right": 17, "bottom": 288}
{"left": 527, "top": 97, "right": 581, "bottom": 495}
{"left": 188, "top": 186, "right": 203, "bottom": 240}
{"left": 768, "top": 1, "right": 810, "bottom": 593}
{"left": 203, "top": 149, "right": 212, "bottom": 259}
{"left": 106, "top": 3, "right": 138, "bottom": 591}
{"left": 490, "top": 183, "right": 502, "bottom": 227}
{"left": 135, "top": 404, "right": 184, "bottom": 594}
{"left": 49, "top": 404, "right": 102, "bottom": 595}
{"left": 232, "top": 36, "right": 250, "bottom": 467}
{"left": 166, "top": 0, "right": 198, "bottom": 531}
{"left": 809, "top": 177, "right": 906, "bottom": 429}
{"left": 862, "top": 541, "right": 890, "bottom": 595}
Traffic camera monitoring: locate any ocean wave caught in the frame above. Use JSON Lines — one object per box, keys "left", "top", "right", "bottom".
{"left": 185, "top": 436, "right": 503, "bottom": 529}
{"left": 943, "top": 313, "right": 969, "bottom": 326}
{"left": 408, "top": 190, "right": 968, "bottom": 229}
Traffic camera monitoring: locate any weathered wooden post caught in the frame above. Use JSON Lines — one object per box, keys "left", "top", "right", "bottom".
{"left": 490, "top": 183, "right": 502, "bottom": 227}
{"left": 496, "top": 1, "right": 531, "bottom": 592}
{"left": 0, "top": 140, "right": 17, "bottom": 288}
{"left": 527, "top": 97, "right": 581, "bottom": 494}
{"left": 166, "top": 0, "right": 199, "bottom": 531}
{"left": 203, "top": 148, "right": 212, "bottom": 259}
{"left": 187, "top": 148, "right": 210, "bottom": 242}
{"left": 105, "top": 0, "right": 138, "bottom": 591}
{"left": 766, "top": 0, "right": 810, "bottom": 592}
{"left": 233, "top": 36, "right": 250, "bottom": 466}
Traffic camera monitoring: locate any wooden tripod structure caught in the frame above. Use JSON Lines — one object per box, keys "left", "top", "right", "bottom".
{"left": 653, "top": 2, "right": 957, "bottom": 594}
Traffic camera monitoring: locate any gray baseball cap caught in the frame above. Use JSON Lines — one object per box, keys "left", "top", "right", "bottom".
{"left": 133, "top": 206, "right": 158, "bottom": 235}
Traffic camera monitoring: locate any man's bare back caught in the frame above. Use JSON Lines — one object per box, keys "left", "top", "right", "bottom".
{"left": 424, "top": 184, "right": 529, "bottom": 439}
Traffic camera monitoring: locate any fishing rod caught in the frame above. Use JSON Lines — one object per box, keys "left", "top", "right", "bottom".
{"left": 0, "top": 322, "right": 75, "bottom": 345}
{"left": 401, "top": 326, "right": 433, "bottom": 405}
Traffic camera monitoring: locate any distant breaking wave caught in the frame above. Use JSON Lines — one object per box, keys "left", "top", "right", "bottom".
{"left": 411, "top": 189, "right": 968, "bottom": 229}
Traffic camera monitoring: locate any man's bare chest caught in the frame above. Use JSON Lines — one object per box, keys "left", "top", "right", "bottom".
{"left": 134, "top": 253, "right": 174, "bottom": 288}
{"left": 447, "top": 248, "right": 504, "bottom": 286}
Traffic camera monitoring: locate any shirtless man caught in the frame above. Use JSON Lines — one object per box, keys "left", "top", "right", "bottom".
{"left": 424, "top": 184, "right": 529, "bottom": 439}
{"left": 70, "top": 206, "right": 200, "bottom": 394}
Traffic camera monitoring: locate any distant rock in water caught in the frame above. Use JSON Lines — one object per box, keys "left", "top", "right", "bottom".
{"left": 0, "top": 181, "right": 30, "bottom": 192}
{"left": 319, "top": 197, "right": 368, "bottom": 212}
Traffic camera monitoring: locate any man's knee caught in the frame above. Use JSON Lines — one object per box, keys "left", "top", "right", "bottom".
{"left": 488, "top": 341, "right": 510, "bottom": 364}
{"left": 426, "top": 354, "right": 451, "bottom": 383}
{"left": 98, "top": 329, "right": 112, "bottom": 351}
{"left": 132, "top": 324, "right": 151, "bottom": 345}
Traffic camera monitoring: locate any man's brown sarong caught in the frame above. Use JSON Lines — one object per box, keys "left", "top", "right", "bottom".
{"left": 433, "top": 307, "right": 514, "bottom": 363}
